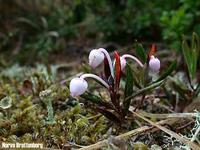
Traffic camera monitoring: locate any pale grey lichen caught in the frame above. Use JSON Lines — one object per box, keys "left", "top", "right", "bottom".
{"left": 0, "top": 96, "right": 12, "bottom": 109}
{"left": 163, "top": 111, "right": 200, "bottom": 150}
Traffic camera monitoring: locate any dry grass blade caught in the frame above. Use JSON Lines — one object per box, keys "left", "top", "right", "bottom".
{"left": 138, "top": 110, "right": 197, "bottom": 119}
{"left": 132, "top": 111, "right": 200, "bottom": 150}
{"left": 78, "top": 118, "right": 178, "bottom": 150}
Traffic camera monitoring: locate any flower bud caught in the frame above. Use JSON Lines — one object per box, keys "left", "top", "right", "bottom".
{"left": 149, "top": 55, "right": 160, "bottom": 72}
{"left": 70, "top": 78, "right": 88, "bottom": 97}
{"left": 89, "top": 49, "right": 104, "bottom": 68}
{"left": 120, "top": 57, "right": 127, "bottom": 70}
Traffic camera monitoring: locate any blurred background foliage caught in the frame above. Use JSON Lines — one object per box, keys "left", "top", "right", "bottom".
{"left": 0, "top": 0, "right": 200, "bottom": 65}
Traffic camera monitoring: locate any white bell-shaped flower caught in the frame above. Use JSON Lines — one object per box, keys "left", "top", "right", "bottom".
{"left": 120, "top": 57, "right": 127, "bottom": 70}
{"left": 89, "top": 49, "right": 104, "bottom": 68}
{"left": 70, "top": 78, "right": 88, "bottom": 97}
{"left": 149, "top": 55, "right": 160, "bottom": 72}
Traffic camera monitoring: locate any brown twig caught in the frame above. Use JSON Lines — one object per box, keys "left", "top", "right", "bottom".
{"left": 176, "top": 121, "right": 194, "bottom": 133}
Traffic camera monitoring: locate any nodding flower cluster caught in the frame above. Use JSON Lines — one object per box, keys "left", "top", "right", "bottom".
{"left": 70, "top": 47, "right": 160, "bottom": 97}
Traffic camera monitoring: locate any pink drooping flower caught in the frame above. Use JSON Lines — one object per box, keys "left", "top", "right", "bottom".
{"left": 149, "top": 55, "right": 160, "bottom": 72}
{"left": 88, "top": 48, "right": 114, "bottom": 77}
{"left": 70, "top": 74, "right": 109, "bottom": 97}
{"left": 70, "top": 77, "right": 88, "bottom": 97}
{"left": 89, "top": 49, "right": 104, "bottom": 68}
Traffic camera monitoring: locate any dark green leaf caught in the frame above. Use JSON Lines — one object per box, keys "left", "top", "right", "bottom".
{"left": 81, "top": 92, "right": 113, "bottom": 109}
{"left": 191, "top": 32, "right": 200, "bottom": 79}
{"left": 125, "top": 80, "right": 164, "bottom": 101}
{"left": 123, "top": 64, "right": 133, "bottom": 114}
{"left": 182, "top": 36, "right": 192, "bottom": 77}
{"left": 96, "top": 107, "right": 121, "bottom": 123}
{"left": 135, "top": 42, "right": 147, "bottom": 64}
{"left": 124, "top": 64, "right": 133, "bottom": 98}
{"left": 131, "top": 68, "right": 142, "bottom": 89}
{"left": 195, "top": 83, "right": 200, "bottom": 97}
{"left": 193, "top": 33, "right": 200, "bottom": 58}
{"left": 81, "top": 92, "right": 102, "bottom": 104}
{"left": 182, "top": 34, "right": 199, "bottom": 79}
{"left": 171, "top": 80, "right": 190, "bottom": 101}
{"left": 154, "top": 61, "right": 177, "bottom": 83}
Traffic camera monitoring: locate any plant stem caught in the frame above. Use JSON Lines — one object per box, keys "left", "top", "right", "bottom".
{"left": 100, "top": 48, "right": 114, "bottom": 77}
{"left": 80, "top": 74, "right": 109, "bottom": 88}
{"left": 121, "top": 54, "right": 144, "bottom": 67}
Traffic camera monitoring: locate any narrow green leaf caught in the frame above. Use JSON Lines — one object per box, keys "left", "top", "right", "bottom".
{"left": 125, "top": 80, "right": 164, "bottom": 101}
{"left": 81, "top": 92, "right": 102, "bottom": 104}
{"left": 154, "top": 61, "right": 177, "bottom": 83}
{"left": 96, "top": 107, "right": 121, "bottom": 123}
{"left": 131, "top": 68, "right": 142, "bottom": 89}
{"left": 81, "top": 92, "right": 113, "bottom": 109}
{"left": 192, "top": 32, "right": 196, "bottom": 52}
{"left": 171, "top": 81, "right": 190, "bottom": 101}
{"left": 182, "top": 35, "right": 195, "bottom": 79}
{"left": 183, "top": 39, "right": 191, "bottom": 64}
{"left": 124, "top": 64, "right": 134, "bottom": 98}
{"left": 191, "top": 33, "right": 196, "bottom": 79}
{"left": 135, "top": 43, "right": 147, "bottom": 64}
{"left": 191, "top": 32, "right": 199, "bottom": 79}
{"left": 123, "top": 64, "right": 134, "bottom": 114}
{"left": 191, "top": 49, "right": 196, "bottom": 79}
{"left": 193, "top": 33, "right": 200, "bottom": 58}
{"left": 195, "top": 83, "right": 200, "bottom": 97}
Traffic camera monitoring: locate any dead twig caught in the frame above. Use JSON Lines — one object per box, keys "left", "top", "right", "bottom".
{"left": 137, "top": 110, "right": 197, "bottom": 119}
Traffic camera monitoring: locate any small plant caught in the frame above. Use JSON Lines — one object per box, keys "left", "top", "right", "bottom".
{"left": 69, "top": 45, "right": 176, "bottom": 123}
{"left": 39, "top": 89, "right": 56, "bottom": 125}
{"left": 182, "top": 33, "right": 200, "bottom": 83}
{"left": 167, "top": 33, "right": 200, "bottom": 112}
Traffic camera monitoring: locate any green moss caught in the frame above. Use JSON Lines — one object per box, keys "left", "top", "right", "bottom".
{"left": 0, "top": 65, "right": 111, "bottom": 148}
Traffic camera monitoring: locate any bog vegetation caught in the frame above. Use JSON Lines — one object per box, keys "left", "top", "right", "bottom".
{"left": 0, "top": 0, "right": 200, "bottom": 149}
